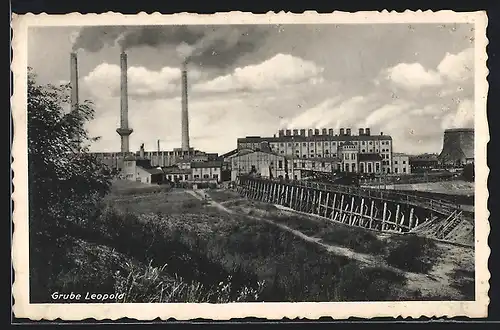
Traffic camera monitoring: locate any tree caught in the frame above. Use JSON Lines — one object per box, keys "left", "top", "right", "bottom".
{"left": 462, "top": 163, "right": 475, "bottom": 182}
{"left": 27, "top": 68, "right": 112, "bottom": 300}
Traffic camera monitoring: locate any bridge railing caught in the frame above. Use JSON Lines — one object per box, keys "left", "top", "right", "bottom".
{"left": 237, "top": 175, "right": 461, "bottom": 216}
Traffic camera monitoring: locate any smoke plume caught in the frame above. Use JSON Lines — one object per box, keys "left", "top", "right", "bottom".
{"left": 72, "top": 25, "right": 270, "bottom": 68}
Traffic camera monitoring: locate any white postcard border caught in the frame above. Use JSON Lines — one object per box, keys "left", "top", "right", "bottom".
{"left": 11, "top": 10, "right": 490, "bottom": 320}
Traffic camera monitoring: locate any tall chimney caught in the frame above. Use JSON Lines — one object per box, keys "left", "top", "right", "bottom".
{"left": 70, "top": 52, "right": 79, "bottom": 112}
{"left": 181, "top": 61, "right": 190, "bottom": 151}
{"left": 116, "top": 51, "right": 133, "bottom": 153}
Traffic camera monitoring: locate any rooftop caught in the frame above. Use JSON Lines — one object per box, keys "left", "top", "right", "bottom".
{"left": 238, "top": 134, "right": 392, "bottom": 144}
{"left": 190, "top": 161, "right": 223, "bottom": 169}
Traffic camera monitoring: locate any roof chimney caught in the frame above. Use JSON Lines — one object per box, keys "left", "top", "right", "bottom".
{"left": 328, "top": 128, "right": 334, "bottom": 136}
{"left": 139, "top": 143, "right": 145, "bottom": 158}
{"left": 340, "top": 128, "right": 345, "bottom": 136}
{"left": 292, "top": 129, "right": 299, "bottom": 136}
{"left": 346, "top": 128, "right": 351, "bottom": 136}
{"left": 300, "top": 129, "right": 306, "bottom": 136}
{"left": 359, "top": 128, "right": 364, "bottom": 136}
{"left": 322, "top": 128, "right": 327, "bottom": 135}
{"left": 285, "top": 129, "right": 292, "bottom": 136}
{"left": 365, "top": 128, "right": 371, "bottom": 136}
{"left": 308, "top": 129, "right": 314, "bottom": 137}
{"left": 278, "top": 129, "right": 285, "bottom": 137}
{"left": 314, "top": 128, "right": 320, "bottom": 135}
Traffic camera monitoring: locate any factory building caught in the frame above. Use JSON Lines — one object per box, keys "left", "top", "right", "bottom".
{"left": 230, "top": 149, "right": 289, "bottom": 181}
{"left": 121, "top": 153, "right": 164, "bottom": 184}
{"left": 438, "top": 128, "right": 474, "bottom": 167}
{"left": 392, "top": 153, "right": 411, "bottom": 174}
{"left": 409, "top": 154, "right": 439, "bottom": 173}
{"left": 237, "top": 127, "right": 393, "bottom": 174}
{"left": 70, "top": 49, "right": 217, "bottom": 175}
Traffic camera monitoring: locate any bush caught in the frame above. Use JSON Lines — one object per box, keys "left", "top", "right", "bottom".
{"left": 320, "top": 227, "right": 386, "bottom": 255}
{"left": 386, "top": 234, "right": 439, "bottom": 273}
{"left": 335, "top": 263, "right": 407, "bottom": 301}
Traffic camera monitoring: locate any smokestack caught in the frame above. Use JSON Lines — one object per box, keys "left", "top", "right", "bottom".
{"left": 116, "top": 51, "right": 133, "bottom": 153}
{"left": 70, "top": 52, "right": 79, "bottom": 112}
{"left": 181, "top": 62, "right": 190, "bottom": 152}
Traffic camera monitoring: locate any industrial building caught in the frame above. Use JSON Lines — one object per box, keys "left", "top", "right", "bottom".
{"left": 438, "top": 128, "right": 474, "bottom": 167}
{"left": 392, "top": 153, "right": 411, "bottom": 174}
{"left": 237, "top": 127, "right": 393, "bottom": 174}
{"left": 409, "top": 154, "right": 439, "bottom": 173}
{"left": 121, "top": 148, "right": 164, "bottom": 184}
{"left": 69, "top": 49, "right": 218, "bottom": 176}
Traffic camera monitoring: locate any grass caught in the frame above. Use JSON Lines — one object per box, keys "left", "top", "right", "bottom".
{"left": 206, "top": 189, "right": 242, "bottom": 203}
{"left": 33, "top": 183, "right": 450, "bottom": 303}
{"left": 385, "top": 234, "right": 440, "bottom": 274}
{"left": 449, "top": 268, "right": 475, "bottom": 300}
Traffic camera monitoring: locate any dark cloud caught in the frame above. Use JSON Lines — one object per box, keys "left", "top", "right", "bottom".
{"left": 72, "top": 25, "right": 274, "bottom": 68}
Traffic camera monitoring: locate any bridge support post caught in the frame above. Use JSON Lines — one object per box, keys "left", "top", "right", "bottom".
{"left": 409, "top": 208, "right": 415, "bottom": 229}
{"left": 382, "top": 202, "right": 387, "bottom": 231}
{"left": 369, "top": 200, "right": 374, "bottom": 229}
{"left": 324, "top": 193, "right": 330, "bottom": 218}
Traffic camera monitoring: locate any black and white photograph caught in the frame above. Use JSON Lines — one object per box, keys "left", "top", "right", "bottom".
{"left": 11, "top": 11, "right": 489, "bottom": 320}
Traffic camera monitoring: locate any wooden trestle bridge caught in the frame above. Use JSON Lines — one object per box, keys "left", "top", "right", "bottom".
{"left": 235, "top": 175, "right": 474, "bottom": 246}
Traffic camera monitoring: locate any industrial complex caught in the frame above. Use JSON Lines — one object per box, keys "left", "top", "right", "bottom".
{"left": 68, "top": 50, "right": 475, "bottom": 187}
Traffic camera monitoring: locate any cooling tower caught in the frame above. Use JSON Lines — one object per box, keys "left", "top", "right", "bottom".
{"left": 116, "top": 51, "right": 133, "bottom": 153}
{"left": 438, "top": 128, "right": 474, "bottom": 166}
{"left": 181, "top": 62, "right": 190, "bottom": 151}
{"left": 70, "top": 52, "right": 79, "bottom": 112}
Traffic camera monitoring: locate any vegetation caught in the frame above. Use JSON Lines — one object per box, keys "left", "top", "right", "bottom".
{"left": 462, "top": 163, "right": 475, "bottom": 182}
{"left": 386, "top": 234, "right": 439, "bottom": 274}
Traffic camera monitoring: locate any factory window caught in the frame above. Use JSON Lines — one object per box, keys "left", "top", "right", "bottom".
{"left": 185, "top": 175, "right": 189, "bottom": 180}
{"left": 317, "top": 154, "right": 321, "bottom": 157}
{"left": 403, "top": 160, "right": 406, "bottom": 164}
{"left": 288, "top": 143, "right": 292, "bottom": 147}
{"left": 376, "top": 149, "right": 379, "bottom": 152}
{"left": 213, "top": 174, "right": 219, "bottom": 179}
{"left": 270, "top": 161, "right": 274, "bottom": 166}
{"left": 362, "top": 149, "right": 365, "bottom": 153}
{"left": 293, "top": 162, "right": 297, "bottom": 168}
{"left": 312, "top": 162, "right": 315, "bottom": 168}
{"left": 294, "top": 175, "right": 298, "bottom": 180}
{"left": 367, "top": 163, "right": 372, "bottom": 173}
{"left": 295, "top": 143, "right": 299, "bottom": 147}
{"left": 376, "top": 163, "right": 380, "bottom": 173}
{"left": 303, "top": 155, "right": 307, "bottom": 158}
{"left": 310, "top": 143, "right": 314, "bottom": 146}
{"left": 351, "top": 154, "right": 356, "bottom": 160}
{"left": 281, "top": 151, "right": 284, "bottom": 154}
{"left": 278, "top": 160, "right": 283, "bottom": 169}
{"left": 360, "top": 163, "right": 364, "bottom": 173}
{"left": 354, "top": 141, "right": 358, "bottom": 145}
{"left": 203, "top": 174, "right": 210, "bottom": 179}
{"left": 167, "top": 175, "right": 172, "bottom": 181}
{"left": 369, "top": 141, "right": 373, "bottom": 145}
{"left": 302, "top": 162, "right": 305, "bottom": 168}
{"left": 362, "top": 141, "right": 366, "bottom": 145}
{"left": 321, "top": 162, "right": 325, "bottom": 167}
{"left": 403, "top": 167, "right": 407, "bottom": 173}
{"left": 280, "top": 143, "right": 284, "bottom": 147}
{"left": 295, "top": 149, "right": 300, "bottom": 154}
{"left": 325, "top": 150, "right": 329, "bottom": 154}
{"left": 302, "top": 142, "right": 307, "bottom": 146}
{"left": 394, "top": 160, "right": 398, "bottom": 165}
{"left": 351, "top": 163, "right": 356, "bottom": 172}
{"left": 394, "top": 168, "right": 399, "bottom": 174}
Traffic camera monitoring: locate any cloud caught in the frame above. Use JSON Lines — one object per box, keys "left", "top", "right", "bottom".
{"left": 437, "top": 48, "right": 474, "bottom": 82}
{"left": 193, "top": 53, "right": 324, "bottom": 93}
{"left": 384, "top": 63, "right": 443, "bottom": 90}
{"left": 441, "top": 99, "right": 474, "bottom": 129}
{"left": 83, "top": 63, "right": 202, "bottom": 99}
{"left": 379, "top": 47, "right": 474, "bottom": 91}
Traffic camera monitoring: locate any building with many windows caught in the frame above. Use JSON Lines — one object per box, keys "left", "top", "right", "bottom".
{"left": 237, "top": 127, "right": 393, "bottom": 174}
{"left": 392, "top": 153, "right": 411, "bottom": 174}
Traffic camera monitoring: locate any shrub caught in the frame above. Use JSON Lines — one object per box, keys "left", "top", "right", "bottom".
{"left": 334, "top": 263, "right": 407, "bottom": 301}
{"left": 320, "top": 227, "right": 386, "bottom": 255}
{"left": 386, "top": 234, "right": 439, "bottom": 273}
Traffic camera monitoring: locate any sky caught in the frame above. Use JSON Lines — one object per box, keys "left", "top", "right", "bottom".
{"left": 27, "top": 24, "right": 475, "bottom": 155}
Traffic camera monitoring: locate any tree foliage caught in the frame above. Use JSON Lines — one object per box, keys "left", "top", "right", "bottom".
{"left": 27, "top": 68, "right": 112, "bottom": 299}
